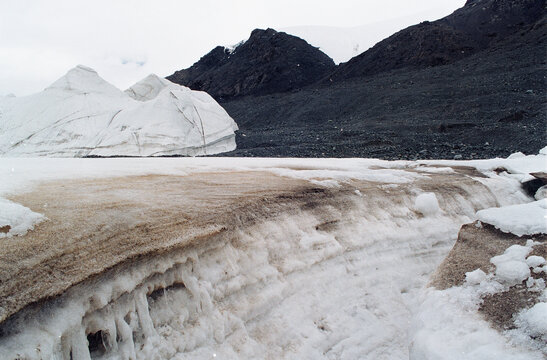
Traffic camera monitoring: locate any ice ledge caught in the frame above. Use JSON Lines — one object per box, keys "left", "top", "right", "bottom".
{"left": 476, "top": 199, "right": 547, "bottom": 237}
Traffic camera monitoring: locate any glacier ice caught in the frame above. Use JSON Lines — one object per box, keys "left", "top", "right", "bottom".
{"left": 0, "top": 66, "right": 238, "bottom": 157}
{"left": 0, "top": 153, "right": 545, "bottom": 359}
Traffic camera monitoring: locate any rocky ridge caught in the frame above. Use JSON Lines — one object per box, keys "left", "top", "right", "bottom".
{"left": 167, "top": 28, "right": 336, "bottom": 101}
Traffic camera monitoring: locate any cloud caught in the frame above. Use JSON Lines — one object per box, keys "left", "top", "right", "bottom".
{"left": 121, "top": 59, "right": 147, "bottom": 67}
{"left": 0, "top": 0, "right": 465, "bottom": 96}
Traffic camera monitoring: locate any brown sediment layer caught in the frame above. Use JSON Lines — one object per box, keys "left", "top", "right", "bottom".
{"left": 429, "top": 223, "right": 546, "bottom": 290}
{"left": 429, "top": 222, "right": 546, "bottom": 331}
{"left": 0, "top": 172, "right": 325, "bottom": 324}
{"left": 0, "top": 167, "right": 496, "bottom": 326}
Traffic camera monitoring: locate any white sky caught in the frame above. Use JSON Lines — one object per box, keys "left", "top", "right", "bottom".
{"left": 0, "top": 0, "right": 465, "bottom": 96}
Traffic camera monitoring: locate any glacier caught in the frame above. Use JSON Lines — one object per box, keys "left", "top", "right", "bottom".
{"left": 0, "top": 152, "right": 545, "bottom": 359}
{"left": 0, "top": 65, "right": 238, "bottom": 157}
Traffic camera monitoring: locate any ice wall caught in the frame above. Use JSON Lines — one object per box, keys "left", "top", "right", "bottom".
{"left": 0, "top": 170, "right": 531, "bottom": 360}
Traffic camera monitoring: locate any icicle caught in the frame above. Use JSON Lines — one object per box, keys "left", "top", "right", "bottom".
{"left": 180, "top": 269, "right": 200, "bottom": 298}
{"left": 69, "top": 326, "right": 91, "bottom": 360}
{"left": 60, "top": 332, "right": 72, "bottom": 360}
{"left": 116, "top": 316, "right": 137, "bottom": 360}
{"left": 180, "top": 269, "right": 201, "bottom": 317}
{"left": 103, "top": 316, "right": 118, "bottom": 353}
{"left": 199, "top": 285, "right": 213, "bottom": 314}
{"left": 135, "top": 291, "right": 156, "bottom": 339}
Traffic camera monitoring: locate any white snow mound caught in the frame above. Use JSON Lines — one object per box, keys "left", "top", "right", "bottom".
{"left": 515, "top": 302, "right": 547, "bottom": 341}
{"left": 476, "top": 199, "right": 547, "bottom": 237}
{"left": 0, "top": 198, "right": 45, "bottom": 238}
{"left": 490, "top": 244, "right": 532, "bottom": 286}
{"left": 415, "top": 192, "right": 441, "bottom": 216}
{"left": 0, "top": 66, "right": 238, "bottom": 157}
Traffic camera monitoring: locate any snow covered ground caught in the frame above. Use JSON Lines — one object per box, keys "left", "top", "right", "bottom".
{"left": 0, "top": 66, "right": 238, "bottom": 157}
{"left": 0, "top": 150, "right": 545, "bottom": 359}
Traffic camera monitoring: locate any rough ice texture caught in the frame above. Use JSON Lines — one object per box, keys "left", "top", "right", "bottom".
{"left": 0, "top": 155, "right": 527, "bottom": 359}
{"left": 476, "top": 199, "right": 547, "bottom": 237}
{"left": 411, "top": 287, "right": 544, "bottom": 360}
{"left": 0, "top": 150, "right": 545, "bottom": 359}
{"left": 0, "top": 66, "right": 238, "bottom": 157}
{"left": 418, "top": 147, "right": 547, "bottom": 357}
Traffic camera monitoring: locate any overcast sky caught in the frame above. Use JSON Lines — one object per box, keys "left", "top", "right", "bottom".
{"left": 0, "top": 0, "right": 465, "bottom": 96}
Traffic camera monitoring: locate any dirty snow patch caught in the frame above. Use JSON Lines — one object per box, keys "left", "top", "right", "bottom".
{"left": 412, "top": 240, "right": 547, "bottom": 358}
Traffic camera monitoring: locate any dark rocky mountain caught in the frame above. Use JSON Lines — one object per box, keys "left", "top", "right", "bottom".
{"left": 328, "top": 0, "right": 545, "bottom": 81}
{"left": 167, "top": 28, "right": 335, "bottom": 101}
{"left": 168, "top": 0, "right": 546, "bottom": 159}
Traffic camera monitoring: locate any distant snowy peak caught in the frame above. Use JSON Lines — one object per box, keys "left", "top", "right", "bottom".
{"left": 282, "top": 17, "right": 438, "bottom": 64}
{"left": 281, "top": 25, "right": 376, "bottom": 64}
{"left": 281, "top": 6, "right": 495, "bottom": 65}
{"left": 0, "top": 66, "right": 238, "bottom": 157}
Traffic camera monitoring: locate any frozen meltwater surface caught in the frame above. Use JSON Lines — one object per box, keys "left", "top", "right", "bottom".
{"left": 0, "top": 151, "right": 545, "bottom": 359}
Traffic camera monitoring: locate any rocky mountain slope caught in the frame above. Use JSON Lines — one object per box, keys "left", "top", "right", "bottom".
{"left": 168, "top": 0, "right": 546, "bottom": 159}
{"left": 329, "top": 0, "right": 545, "bottom": 81}
{"left": 166, "top": 28, "right": 335, "bottom": 101}
{"left": 222, "top": 22, "right": 546, "bottom": 159}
